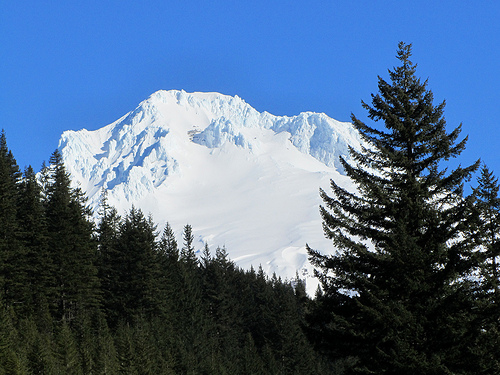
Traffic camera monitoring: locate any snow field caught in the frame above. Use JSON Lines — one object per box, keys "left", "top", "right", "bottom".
{"left": 59, "top": 90, "right": 363, "bottom": 295}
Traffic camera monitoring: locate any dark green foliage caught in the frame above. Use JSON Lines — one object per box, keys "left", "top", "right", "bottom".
{"left": 23, "top": 320, "right": 56, "bottom": 374}
{"left": 308, "top": 43, "right": 482, "bottom": 373}
{"left": 473, "top": 165, "right": 500, "bottom": 299}
{"left": 180, "top": 223, "right": 197, "bottom": 268}
{"left": 469, "top": 165, "right": 500, "bottom": 373}
{"left": 114, "top": 323, "right": 138, "bottom": 375}
{"left": 17, "top": 165, "right": 53, "bottom": 318}
{"left": 105, "top": 207, "right": 160, "bottom": 326}
{"left": 156, "top": 222, "right": 182, "bottom": 324}
{"left": 0, "top": 305, "right": 21, "bottom": 375}
{"left": 0, "top": 130, "right": 24, "bottom": 311}
{"left": 96, "top": 191, "right": 123, "bottom": 328}
{"left": 54, "top": 322, "right": 82, "bottom": 375}
{"left": 91, "top": 312, "right": 119, "bottom": 375}
{"left": 44, "top": 150, "right": 101, "bottom": 323}
{"left": 159, "top": 222, "right": 178, "bottom": 262}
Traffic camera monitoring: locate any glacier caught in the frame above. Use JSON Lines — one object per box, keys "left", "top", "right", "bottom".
{"left": 59, "top": 89, "right": 363, "bottom": 294}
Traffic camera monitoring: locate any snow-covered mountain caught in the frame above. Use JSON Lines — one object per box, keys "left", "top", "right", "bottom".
{"left": 59, "top": 89, "right": 363, "bottom": 294}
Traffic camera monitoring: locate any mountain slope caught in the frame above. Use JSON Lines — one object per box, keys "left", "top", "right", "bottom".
{"left": 59, "top": 90, "right": 362, "bottom": 293}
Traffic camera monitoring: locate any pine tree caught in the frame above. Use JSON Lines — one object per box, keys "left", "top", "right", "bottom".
{"left": 17, "top": 165, "right": 53, "bottom": 317}
{"left": 242, "top": 333, "right": 266, "bottom": 374}
{"left": 115, "top": 323, "right": 137, "bottom": 375}
{"left": 473, "top": 165, "right": 500, "bottom": 301}
{"left": 180, "top": 224, "right": 197, "bottom": 268}
{"left": 22, "top": 317, "right": 56, "bottom": 374}
{"left": 44, "top": 149, "right": 101, "bottom": 323}
{"left": 159, "top": 222, "right": 179, "bottom": 263}
{"left": 0, "top": 130, "right": 24, "bottom": 309}
{"left": 307, "top": 43, "right": 481, "bottom": 374}
{"left": 92, "top": 312, "right": 119, "bottom": 375}
{"left": 54, "top": 322, "right": 82, "bottom": 375}
{"left": 200, "top": 245, "right": 241, "bottom": 370}
{"left": 470, "top": 165, "right": 500, "bottom": 373}
{"left": 156, "top": 222, "right": 182, "bottom": 322}
{"left": 111, "top": 207, "right": 159, "bottom": 324}
{"left": 177, "top": 224, "right": 205, "bottom": 372}
{"left": 178, "top": 224, "right": 202, "bottom": 325}
{"left": 0, "top": 304, "right": 21, "bottom": 375}
{"left": 96, "top": 191, "right": 123, "bottom": 326}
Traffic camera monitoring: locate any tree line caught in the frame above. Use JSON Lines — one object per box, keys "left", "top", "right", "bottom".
{"left": 0, "top": 141, "right": 333, "bottom": 374}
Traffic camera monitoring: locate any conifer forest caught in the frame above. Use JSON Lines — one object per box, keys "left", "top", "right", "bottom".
{"left": 1, "top": 43, "right": 500, "bottom": 374}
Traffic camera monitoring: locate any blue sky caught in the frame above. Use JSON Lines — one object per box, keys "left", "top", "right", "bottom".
{"left": 1, "top": 1, "right": 499, "bottom": 184}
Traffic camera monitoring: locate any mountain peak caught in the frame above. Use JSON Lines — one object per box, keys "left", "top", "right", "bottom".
{"left": 58, "top": 90, "right": 363, "bottom": 294}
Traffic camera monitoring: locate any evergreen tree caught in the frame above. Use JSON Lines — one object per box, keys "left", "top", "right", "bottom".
{"left": 44, "top": 149, "right": 101, "bottom": 323}
{"left": 111, "top": 207, "right": 159, "bottom": 324}
{"left": 115, "top": 323, "right": 137, "bottom": 375}
{"left": 159, "top": 222, "right": 179, "bottom": 263}
{"left": 0, "top": 130, "right": 24, "bottom": 309}
{"left": 0, "top": 304, "right": 21, "bottom": 375}
{"left": 470, "top": 165, "right": 500, "bottom": 373}
{"left": 180, "top": 224, "right": 197, "bottom": 268}
{"left": 200, "top": 241, "right": 211, "bottom": 271}
{"left": 96, "top": 191, "right": 123, "bottom": 326}
{"left": 177, "top": 224, "right": 206, "bottom": 372}
{"left": 201, "top": 245, "right": 242, "bottom": 370}
{"left": 156, "top": 222, "right": 182, "bottom": 322}
{"left": 54, "top": 322, "right": 82, "bottom": 375}
{"left": 473, "top": 164, "right": 500, "bottom": 300}
{"left": 130, "top": 320, "right": 158, "bottom": 375}
{"left": 17, "top": 165, "right": 53, "bottom": 317}
{"left": 92, "top": 312, "right": 119, "bottom": 375}
{"left": 307, "top": 43, "right": 481, "bottom": 374}
{"left": 179, "top": 224, "right": 201, "bottom": 317}
{"left": 22, "top": 317, "right": 56, "bottom": 374}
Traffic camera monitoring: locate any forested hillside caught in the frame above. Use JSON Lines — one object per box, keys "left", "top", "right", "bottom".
{"left": 0, "top": 134, "right": 338, "bottom": 374}
{"left": 2, "top": 43, "right": 500, "bottom": 374}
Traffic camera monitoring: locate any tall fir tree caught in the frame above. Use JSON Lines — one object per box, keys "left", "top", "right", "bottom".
{"left": 0, "top": 130, "right": 24, "bottom": 309}
{"left": 111, "top": 207, "right": 159, "bottom": 325}
{"left": 0, "top": 302, "right": 21, "bottom": 375}
{"left": 17, "top": 165, "right": 53, "bottom": 317}
{"left": 473, "top": 165, "right": 500, "bottom": 301}
{"left": 156, "top": 222, "right": 182, "bottom": 321}
{"left": 159, "top": 222, "right": 179, "bottom": 263}
{"left": 470, "top": 165, "right": 500, "bottom": 373}
{"left": 180, "top": 224, "right": 197, "bottom": 269}
{"left": 177, "top": 224, "right": 206, "bottom": 371}
{"left": 53, "top": 322, "right": 82, "bottom": 375}
{"left": 44, "top": 149, "right": 101, "bottom": 323}
{"left": 96, "top": 191, "right": 122, "bottom": 326}
{"left": 307, "top": 43, "right": 481, "bottom": 374}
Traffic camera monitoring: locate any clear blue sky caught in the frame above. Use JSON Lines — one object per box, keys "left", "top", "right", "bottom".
{"left": 1, "top": 1, "right": 499, "bottom": 184}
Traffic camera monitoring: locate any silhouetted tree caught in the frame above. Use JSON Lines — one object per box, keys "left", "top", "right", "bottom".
{"left": 44, "top": 150, "right": 100, "bottom": 323}
{"left": 308, "top": 42, "right": 481, "bottom": 374}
